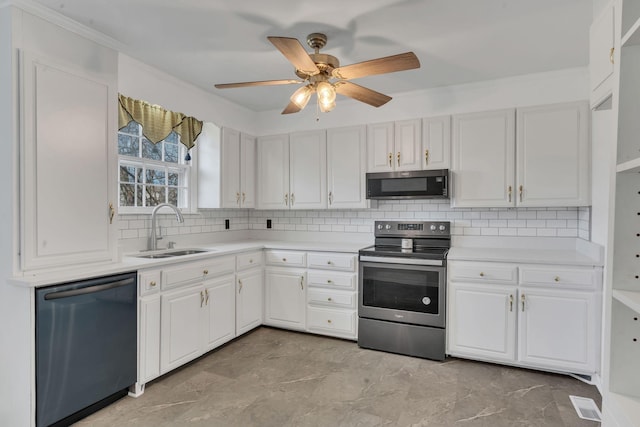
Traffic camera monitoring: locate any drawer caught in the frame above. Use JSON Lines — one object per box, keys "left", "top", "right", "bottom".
{"left": 307, "top": 306, "right": 357, "bottom": 337}
{"left": 307, "top": 252, "right": 357, "bottom": 272}
{"left": 449, "top": 262, "right": 518, "bottom": 284}
{"left": 139, "top": 269, "right": 161, "bottom": 295}
{"left": 519, "top": 266, "right": 601, "bottom": 290}
{"left": 307, "top": 271, "right": 357, "bottom": 290}
{"left": 236, "top": 251, "right": 263, "bottom": 271}
{"left": 265, "top": 250, "right": 306, "bottom": 267}
{"left": 162, "top": 256, "right": 235, "bottom": 289}
{"left": 307, "top": 288, "right": 356, "bottom": 309}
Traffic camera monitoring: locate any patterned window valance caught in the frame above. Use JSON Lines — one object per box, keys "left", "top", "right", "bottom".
{"left": 117, "top": 94, "right": 203, "bottom": 151}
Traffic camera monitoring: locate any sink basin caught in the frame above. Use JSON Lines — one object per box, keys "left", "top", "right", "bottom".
{"left": 135, "top": 248, "right": 213, "bottom": 259}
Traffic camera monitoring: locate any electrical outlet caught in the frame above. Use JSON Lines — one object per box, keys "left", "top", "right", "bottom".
{"left": 267, "top": 219, "right": 272, "bottom": 229}
{"left": 225, "top": 219, "right": 230, "bottom": 230}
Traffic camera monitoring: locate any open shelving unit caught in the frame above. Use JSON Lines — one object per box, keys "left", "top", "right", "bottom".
{"left": 607, "top": 1, "right": 640, "bottom": 425}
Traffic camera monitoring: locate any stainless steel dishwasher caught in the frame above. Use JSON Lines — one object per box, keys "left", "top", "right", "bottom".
{"left": 35, "top": 272, "right": 137, "bottom": 427}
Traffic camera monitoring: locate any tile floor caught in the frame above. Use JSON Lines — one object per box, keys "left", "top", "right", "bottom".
{"left": 76, "top": 327, "right": 601, "bottom": 426}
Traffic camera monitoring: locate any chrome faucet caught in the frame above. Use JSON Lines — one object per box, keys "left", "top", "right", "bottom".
{"left": 149, "top": 203, "right": 184, "bottom": 251}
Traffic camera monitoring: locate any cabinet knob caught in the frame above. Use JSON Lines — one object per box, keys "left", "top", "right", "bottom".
{"left": 249, "top": 259, "right": 253, "bottom": 263}
{"left": 554, "top": 276, "right": 560, "bottom": 282}
{"left": 327, "top": 297, "right": 333, "bottom": 302}
{"left": 203, "top": 270, "right": 209, "bottom": 275}
{"left": 150, "top": 281, "right": 156, "bottom": 287}
{"left": 327, "top": 319, "right": 332, "bottom": 324}
{"left": 282, "top": 258, "right": 287, "bottom": 262}
{"left": 479, "top": 272, "right": 485, "bottom": 277}
{"left": 327, "top": 260, "right": 333, "bottom": 265}
{"left": 327, "top": 279, "right": 333, "bottom": 284}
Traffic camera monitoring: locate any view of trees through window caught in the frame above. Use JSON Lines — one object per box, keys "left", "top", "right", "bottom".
{"left": 117, "top": 121, "right": 190, "bottom": 210}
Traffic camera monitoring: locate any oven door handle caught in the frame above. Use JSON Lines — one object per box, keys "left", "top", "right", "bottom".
{"left": 359, "top": 256, "right": 444, "bottom": 266}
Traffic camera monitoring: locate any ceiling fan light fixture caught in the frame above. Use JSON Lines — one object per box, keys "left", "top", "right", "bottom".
{"left": 316, "top": 81, "right": 336, "bottom": 105}
{"left": 290, "top": 85, "right": 313, "bottom": 109}
{"left": 318, "top": 99, "right": 336, "bottom": 113}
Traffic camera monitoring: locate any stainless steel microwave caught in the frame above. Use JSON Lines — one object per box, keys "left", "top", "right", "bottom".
{"left": 366, "top": 169, "right": 449, "bottom": 200}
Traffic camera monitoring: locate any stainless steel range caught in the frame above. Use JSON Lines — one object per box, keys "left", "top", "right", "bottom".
{"left": 358, "top": 220, "right": 450, "bottom": 361}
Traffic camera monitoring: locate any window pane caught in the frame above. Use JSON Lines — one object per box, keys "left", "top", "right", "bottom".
{"left": 119, "top": 165, "right": 138, "bottom": 183}
{"left": 120, "top": 120, "right": 139, "bottom": 135}
{"left": 120, "top": 184, "right": 136, "bottom": 206}
{"left": 118, "top": 134, "right": 139, "bottom": 156}
{"left": 168, "top": 187, "right": 178, "bottom": 205}
{"left": 164, "top": 132, "right": 179, "bottom": 145}
{"left": 145, "top": 186, "right": 165, "bottom": 206}
{"left": 164, "top": 141, "right": 179, "bottom": 163}
{"left": 146, "top": 168, "right": 165, "bottom": 185}
{"left": 136, "top": 184, "right": 143, "bottom": 207}
{"left": 142, "top": 138, "right": 162, "bottom": 161}
{"left": 168, "top": 171, "right": 179, "bottom": 186}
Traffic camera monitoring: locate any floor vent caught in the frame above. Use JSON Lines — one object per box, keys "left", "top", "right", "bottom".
{"left": 569, "top": 395, "right": 602, "bottom": 422}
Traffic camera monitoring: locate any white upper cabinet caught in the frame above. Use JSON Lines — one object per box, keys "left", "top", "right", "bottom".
{"left": 289, "top": 130, "right": 327, "bottom": 209}
{"left": 220, "top": 128, "right": 256, "bottom": 208}
{"left": 20, "top": 50, "right": 117, "bottom": 271}
{"left": 257, "top": 134, "right": 290, "bottom": 209}
{"left": 422, "top": 116, "right": 451, "bottom": 170}
{"left": 452, "top": 103, "right": 590, "bottom": 208}
{"left": 327, "top": 125, "right": 367, "bottom": 209}
{"left": 452, "top": 109, "right": 516, "bottom": 207}
{"left": 367, "top": 119, "right": 422, "bottom": 172}
{"left": 590, "top": 1, "right": 615, "bottom": 105}
{"left": 516, "top": 102, "right": 590, "bottom": 207}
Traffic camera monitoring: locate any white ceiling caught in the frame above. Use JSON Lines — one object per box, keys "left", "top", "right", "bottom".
{"left": 29, "top": 0, "right": 593, "bottom": 112}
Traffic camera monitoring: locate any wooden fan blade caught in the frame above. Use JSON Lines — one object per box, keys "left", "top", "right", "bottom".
{"left": 332, "top": 52, "right": 420, "bottom": 80}
{"left": 267, "top": 36, "right": 320, "bottom": 76}
{"left": 215, "top": 79, "right": 302, "bottom": 89}
{"left": 335, "top": 81, "right": 392, "bottom": 107}
{"left": 281, "top": 101, "right": 303, "bottom": 115}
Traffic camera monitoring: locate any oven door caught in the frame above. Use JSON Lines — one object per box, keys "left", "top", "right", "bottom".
{"left": 359, "top": 260, "right": 445, "bottom": 328}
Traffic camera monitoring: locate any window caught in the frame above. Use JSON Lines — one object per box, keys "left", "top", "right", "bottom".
{"left": 118, "top": 121, "right": 191, "bottom": 212}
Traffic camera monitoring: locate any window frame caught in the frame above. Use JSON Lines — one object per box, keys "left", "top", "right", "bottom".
{"left": 117, "top": 122, "right": 198, "bottom": 215}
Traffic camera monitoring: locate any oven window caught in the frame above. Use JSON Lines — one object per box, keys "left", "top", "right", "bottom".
{"left": 362, "top": 266, "right": 440, "bottom": 314}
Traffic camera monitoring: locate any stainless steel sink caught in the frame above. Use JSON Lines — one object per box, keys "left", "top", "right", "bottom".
{"left": 135, "top": 248, "right": 212, "bottom": 259}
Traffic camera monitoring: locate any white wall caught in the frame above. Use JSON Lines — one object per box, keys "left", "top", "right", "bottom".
{"left": 254, "top": 67, "right": 589, "bottom": 135}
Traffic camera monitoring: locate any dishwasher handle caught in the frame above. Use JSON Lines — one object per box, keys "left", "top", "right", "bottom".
{"left": 44, "top": 277, "right": 135, "bottom": 300}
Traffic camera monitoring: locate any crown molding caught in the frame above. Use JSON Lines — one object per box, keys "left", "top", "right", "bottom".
{"left": 4, "top": 0, "right": 127, "bottom": 53}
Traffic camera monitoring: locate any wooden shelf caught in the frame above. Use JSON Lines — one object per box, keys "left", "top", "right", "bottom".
{"left": 623, "top": 16, "right": 640, "bottom": 47}
{"left": 617, "top": 157, "right": 640, "bottom": 173}
{"left": 613, "top": 290, "right": 640, "bottom": 314}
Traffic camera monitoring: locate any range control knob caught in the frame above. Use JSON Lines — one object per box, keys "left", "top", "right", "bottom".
{"left": 439, "top": 225, "right": 446, "bottom": 231}
{"left": 430, "top": 224, "right": 437, "bottom": 231}
{"left": 385, "top": 224, "right": 392, "bottom": 230}
{"left": 377, "top": 224, "right": 383, "bottom": 230}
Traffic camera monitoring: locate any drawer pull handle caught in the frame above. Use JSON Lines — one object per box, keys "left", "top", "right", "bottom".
{"left": 300, "top": 276, "right": 304, "bottom": 290}
{"left": 282, "top": 258, "right": 287, "bottom": 262}
{"left": 554, "top": 276, "right": 560, "bottom": 282}
{"left": 238, "top": 279, "right": 243, "bottom": 293}
{"left": 327, "top": 319, "right": 332, "bottom": 324}
{"left": 150, "top": 281, "right": 157, "bottom": 287}
{"left": 327, "top": 279, "right": 333, "bottom": 284}
{"left": 249, "top": 259, "right": 253, "bottom": 263}
{"left": 327, "top": 260, "right": 333, "bottom": 265}
{"left": 203, "top": 270, "right": 209, "bottom": 275}
{"left": 479, "top": 272, "right": 485, "bottom": 277}
{"left": 327, "top": 297, "right": 333, "bottom": 302}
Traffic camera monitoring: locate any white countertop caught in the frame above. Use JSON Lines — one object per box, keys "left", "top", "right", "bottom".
{"left": 10, "top": 239, "right": 368, "bottom": 288}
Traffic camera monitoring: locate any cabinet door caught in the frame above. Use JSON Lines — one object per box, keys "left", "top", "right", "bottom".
{"left": 240, "top": 133, "right": 256, "bottom": 208}
{"left": 327, "top": 125, "right": 367, "bottom": 209}
{"left": 451, "top": 109, "right": 516, "bottom": 207}
{"left": 237, "top": 268, "right": 264, "bottom": 335}
{"left": 139, "top": 295, "right": 161, "bottom": 384}
{"left": 516, "top": 102, "right": 590, "bottom": 207}
{"left": 257, "top": 134, "right": 289, "bottom": 209}
{"left": 518, "top": 288, "right": 597, "bottom": 373}
{"left": 160, "top": 286, "right": 204, "bottom": 373}
{"left": 21, "top": 52, "right": 116, "bottom": 270}
{"left": 220, "top": 127, "right": 241, "bottom": 208}
{"left": 448, "top": 282, "right": 517, "bottom": 362}
{"left": 589, "top": 4, "right": 615, "bottom": 96}
{"left": 289, "top": 130, "right": 327, "bottom": 209}
{"left": 394, "top": 119, "right": 422, "bottom": 171}
{"left": 422, "top": 116, "right": 451, "bottom": 170}
{"left": 203, "top": 276, "right": 236, "bottom": 352}
{"left": 264, "top": 269, "right": 306, "bottom": 331}
{"left": 367, "top": 122, "right": 394, "bottom": 172}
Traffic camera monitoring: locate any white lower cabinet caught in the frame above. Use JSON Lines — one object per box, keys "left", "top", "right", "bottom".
{"left": 237, "top": 267, "right": 264, "bottom": 335}
{"left": 264, "top": 267, "right": 307, "bottom": 331}
{"left": 204, "top": 275, "right": 236, "bottom": 351}
{"left": 448, "top": 261, "right": 601, "bottom": 375}
{"left": 139, "top": 295, "right": 161, "bottom": 384}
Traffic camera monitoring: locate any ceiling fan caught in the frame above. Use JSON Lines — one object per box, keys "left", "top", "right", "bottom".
{"left": 214, "top": 33, "right": 421, "bottom": 114}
